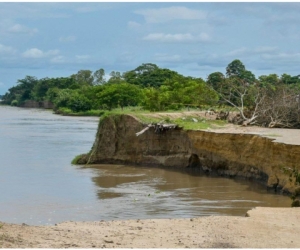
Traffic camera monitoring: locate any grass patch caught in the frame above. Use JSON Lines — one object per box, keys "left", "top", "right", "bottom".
{"left": 56, "top": 106, "right": 229, "bottom": 131}
{"left": 174, "top": 116, "right": 227, "bottom": 130}
{"left": 55, "top": 107, "right": 106, "bottom": 116}
{"left": 71, "top": 154, "right": 84, "bottom": 164}
{"left": 98, "top": 107, "right": 228, "bottom": 130}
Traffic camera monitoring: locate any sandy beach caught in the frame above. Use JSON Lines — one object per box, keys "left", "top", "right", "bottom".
{"left": 0, "top": 207, "right": 299, "bottom": 248}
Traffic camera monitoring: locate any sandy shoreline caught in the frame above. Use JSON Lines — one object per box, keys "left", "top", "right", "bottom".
{"left": 0, "top": 207, "right": 299, "bottom": 248}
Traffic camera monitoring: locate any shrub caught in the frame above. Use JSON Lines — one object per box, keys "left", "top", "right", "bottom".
{"left": 11, "top": 100, "right": 18, "bottom": 106}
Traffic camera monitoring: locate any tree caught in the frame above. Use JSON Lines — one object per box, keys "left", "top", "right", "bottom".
{"left": 97, "top": 83, "right": 142, "bottom": 110}
{"left": 53, "top": 89, "right": 92, "bottom": 112}
{"left": 255, "top": 84, "right": 300, "bottom": 128}
{"left": 145, "top": 75, "right": 219, "bottom": 111}
{"left": 123, "top": 63, "right": 181, "bottom": 88}
{"left": 67, "top": 93, "right": 92, "bottom": 112}
{"left": 258, "top": 74, "right": 280, "bottom": 88}
{"left": 71, "top": 70, "right": 94, "bottom": 86}
{"left": 226, "top": 59, "right": 246, "bottom": 78}
{"left": 207, "top": 72, "right": 226, "bottom": 91}
{"left": 281, "top": 74, "right": 300, "bottom": 85}
{"left": 210, "top": 60, "right": 261, "bottom": 125}
{"left": 2, "top": 76, "right": 38, "bottom": 105}
{"left": 141, "top": 88, "right": 162, "bottom": 111}
{"left": 107, "top": 71, "right": 123, "bottom": 84}
{"left": 93, "top": 68, "right": 106, "bottom": 85}
{"left": 181, "top": 79, "right": 219, "bottom": 108}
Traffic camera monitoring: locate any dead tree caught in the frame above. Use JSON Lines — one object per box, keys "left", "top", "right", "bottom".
{"left": 255, "top": 86, "right": 300, "bottom": 128}
{"left": 213, "top": 77, "right": 266, "bottom": 126}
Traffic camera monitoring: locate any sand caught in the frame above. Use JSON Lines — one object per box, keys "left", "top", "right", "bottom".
{"left": 0, "top": 207, "right": 299, "bottom": 248}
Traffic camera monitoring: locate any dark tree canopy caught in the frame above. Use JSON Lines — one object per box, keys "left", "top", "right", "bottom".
{"left": 226, "top": 59, "right": 246, "bottom": 78}
{"left": 71, "top": 70, "right": 94, "bottom": 86}
{"left": 123, "top": 63, "right": 182, "bottom": 88}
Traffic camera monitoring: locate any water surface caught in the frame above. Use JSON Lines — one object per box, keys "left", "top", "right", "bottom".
{"left": 0, "top": 106, "right": 291, "bottom": 225}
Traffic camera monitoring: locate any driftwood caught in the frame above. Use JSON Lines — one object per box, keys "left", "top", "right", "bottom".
{"left": 136, "top": 123, "right": 180, "bottom": 136}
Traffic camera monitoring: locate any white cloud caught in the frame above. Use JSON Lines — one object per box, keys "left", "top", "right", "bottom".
{"left": 75, "top": 55, "right": 90, "bottom": 60}
{"left": 253, "top": 46, "right": 278, "bottom": 53}
{"left": 127, "top": 21, "right": 141, "bottom": 29}
{"left": 224, "top": 46, "right": 278, "bottom": 58}
{"left": 135, "top": 6, "right": 207, "bottom": 23}
{"left": 75, "top": 6, "right": 97, "bottom": 13}
{"left": 59, "top": 35, "right": 77, "bottom": 42}
{"left": 0, "top": 43, "right": 16, "bottom": 54}
{"left": 8, "top": 24, "right": 38, "bottom": 35}
{"left": 117, "top": 51, "right": 135, "bottom": 63}
{"left": 50, "top": 55, "right": 66, "bottom": 64}
{"left": 22, "top": 48, "right": 59, "bottom": 58}
{"left": 224, "top": 47, "right": 248, "bottom": 57}
{"left": 154, "top": 53, "right": 181, "bottom": 63}
{"left": 75, "top": 55, "right": 91, "bottom": 63}
{"left": 261, "top": 52, "right": 300, "bottom": 62}
{"left": 143, "top": 32, "right": 210, "bottom": 43}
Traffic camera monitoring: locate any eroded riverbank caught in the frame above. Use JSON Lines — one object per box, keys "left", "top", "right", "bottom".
{"left": 77, "top": 114, "right": 300, "bottom": 195}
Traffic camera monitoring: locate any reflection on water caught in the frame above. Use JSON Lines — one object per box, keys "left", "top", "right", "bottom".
{"left": 88, "top": 164, "right": 291, "bottom": 219}
{"left": 0, "top": 106, "right": 291, "bottom": 226}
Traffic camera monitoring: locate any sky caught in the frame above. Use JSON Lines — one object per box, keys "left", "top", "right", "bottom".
{"left": 1, "top": 2, "right": 300, "bottom": 93}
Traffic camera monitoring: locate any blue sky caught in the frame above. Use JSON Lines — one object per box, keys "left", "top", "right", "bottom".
{"left": 1, "top": 2, "right": 300, "bottom": 93}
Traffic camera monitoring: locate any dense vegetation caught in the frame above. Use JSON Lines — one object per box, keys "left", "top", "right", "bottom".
{"left": 2, "top": 60, "right": 300, "bottom": 128}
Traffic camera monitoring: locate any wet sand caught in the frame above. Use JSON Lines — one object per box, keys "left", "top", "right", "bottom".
{"left": 1, "top": 207, "right": 299, "bottom": 248}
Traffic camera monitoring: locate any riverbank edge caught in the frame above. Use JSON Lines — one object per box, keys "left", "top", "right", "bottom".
{"left": 1, "top": 207, "right": 300, "bottom": 248}
{"left": 75, "top": 113, "right": 300, "bottom": 196}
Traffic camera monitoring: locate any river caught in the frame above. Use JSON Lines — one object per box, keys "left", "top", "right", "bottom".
{"left": 0, "top": 106, "right": 291, "bottom": 226}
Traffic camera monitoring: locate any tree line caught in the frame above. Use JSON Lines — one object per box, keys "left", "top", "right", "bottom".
{"left": 2, "top": 60, "right": 300, "bottom": 128}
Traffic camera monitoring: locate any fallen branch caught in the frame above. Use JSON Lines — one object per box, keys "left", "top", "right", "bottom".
{"left": 136, "top": 125, "right": 151, "bottom": 136}
{"left": 136, "top": 123, "right": 180, "bottom": 136}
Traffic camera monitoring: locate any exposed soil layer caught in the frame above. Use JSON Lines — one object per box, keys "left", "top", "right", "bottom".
{"left": 77, "top": 114, "right": 300, "bottom": 194}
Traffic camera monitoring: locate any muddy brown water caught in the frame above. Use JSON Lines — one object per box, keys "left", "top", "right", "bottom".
{"left": 0, "top": 106, "right": 291, "bottom": 226}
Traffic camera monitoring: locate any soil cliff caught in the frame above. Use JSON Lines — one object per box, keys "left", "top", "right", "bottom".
{"left": 77, "top": 114, "right": 300, "bottom": 194}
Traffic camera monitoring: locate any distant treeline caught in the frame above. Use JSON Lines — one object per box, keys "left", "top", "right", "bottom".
{"left": 2, "top": 60, "right": 300, "bottom": 119}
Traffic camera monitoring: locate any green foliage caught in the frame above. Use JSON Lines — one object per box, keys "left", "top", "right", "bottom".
{"left": 141, "top": 88, "right": 162, "bottom": 111}
{"left": 107, "top": 71, "right": 123, "bottom": 84}
{"left": 226, "top": 59, "right": 246, "bottom": 78}
{"left": 93, "top": 68, "right": 106, "bottom": 85}
{"left": 4, "top": 59, "right": 300, "bottom": 117}
{"left": 97, "top": 82, "right": 142, "bottom": 110}
{"left": 54, "top": 89, "right": 92, "bottom": 112}
{"left": 207, "top": 72, "right": 226, "bottom": 91}
{"left": 2, "top": 75, "right": 38, "bottom": 105}
{"left": 141, "top": 76, "right": 218, "bottom": 111}
{"left": 67, "top": 94, "right": 92, "bottom": 112}
{"left": 11, "top": 100, "right": 18, "bottom": 106}
{"left": 258, "top": 74, "right": 280, "bottom": 88}
{"left": 71, "top": 70, "right": 94, "bottom": 86}
{"left": 71, "top": 154, "right": 85, "bottom": 164}
{"left": 123, "top": 63, "right": 182, "bottom": 88}
{"left": 281, "top": 74, "right": 300, "bottom": 85}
